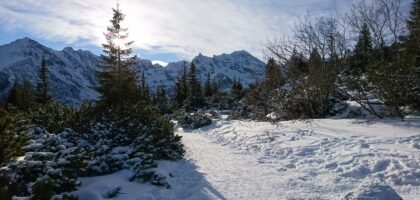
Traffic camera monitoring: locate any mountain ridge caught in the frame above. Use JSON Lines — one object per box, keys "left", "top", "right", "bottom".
{"left": 0, "top": 38, "right": 265, "bottom": 105}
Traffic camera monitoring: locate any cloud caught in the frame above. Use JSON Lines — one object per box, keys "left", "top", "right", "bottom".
{"left": 0, "top": 0, "right": 355, "bottom": 60}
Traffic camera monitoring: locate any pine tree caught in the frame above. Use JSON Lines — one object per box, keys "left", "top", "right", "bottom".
{"left": 288, "top": 49, "right": 308, "bottom": 79}
{"left": 35, "top": 59, "right": 52, "bottom": 105}
{"left": 139, "top": 71, "right": 150, "bottom": 103}
{"left": 173, "top": 63, "right": 188, "bottom": 108}
{"left": 405, "top": 0, "right": 420, "bottom": 107}
{"left": 231, "top": 78, "right": 243, "bottom": 101}
{"left": 0, "top": 108, "right": 24, "bottom": 167}
{"left": 96, "top": 3, "right": 138, "bottom": 109}
{"left": 187, "top": 63, "right": 204, "bottom": 110}
{"left": 203, "top": 73, "right": 213, "bottom": 97}
{"left": 7, "top": 80, "right": 34, "bottom": 111}
{"left": 307, "top": 48, "right": 334, "bottom": 117}
{"left": 406, "top": 0, "right": 420, "bottom": 67}
{"left": 353, "top": 23, "right": 372, "bottom": 73}
{"left": 265, "top": 58, "right": 282, "bottom": 89}
{"left": 6, "top": 81, "right": 22, "bottom": 108}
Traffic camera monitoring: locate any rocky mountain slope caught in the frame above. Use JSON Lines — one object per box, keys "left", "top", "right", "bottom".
{"left": 0, "top": 38, "right": 265, "bottom": 105}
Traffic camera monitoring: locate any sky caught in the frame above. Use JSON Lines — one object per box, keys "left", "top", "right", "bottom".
{"left": 0, "top": 0, "right": 364, "bottom": 64}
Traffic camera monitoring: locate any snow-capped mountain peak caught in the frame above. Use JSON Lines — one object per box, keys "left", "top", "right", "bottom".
{"left": 0, "top": 38, "right": 265, "bottom": 105}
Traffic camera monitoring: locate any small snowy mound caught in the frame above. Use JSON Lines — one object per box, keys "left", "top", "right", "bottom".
{"left": 343, "top": 180, "right": 403, "bottom": 200}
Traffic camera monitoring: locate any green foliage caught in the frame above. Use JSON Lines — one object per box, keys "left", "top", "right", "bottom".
{"left": 352, "top": 23, "right": 372, "bottom": 73}
{"left": 35, "top": 59, "right": 53, "bottom": 105}
{"left": 0, "top": 108, "right": 24, "bottom": 167}
{"left": 7, "top": 80, "right": 35, "bottom": 111}
{"left": 32, "top": 180, "right": 54, "bottom": 200}
{"left": 139, "top": 71, "right": 151, "bottom": 103}
{"left": 0, "top": 174, "right": 20, "bottom": 200}
{"left": 265, "top": 58, "right": 283, "bottom": 89}
{"left": 231, "top": 78, "right": 244, "bottom": 101}
{"left": 203, "top": 73, "right": 214, "bottom": 97}
{"left": 173, "top": 63, "right": 189, "bottom": 108}
{"left": 96, "top": 4, "right": 139, "bottom": 110}
{"left": 404, "top": 0, "right": 420, "bottom": 109}
{"left": 186, "top": 63, "right": 205, "bottom": 111}
{"left": 31, "top": 103, "right": 77, "bottom": 133}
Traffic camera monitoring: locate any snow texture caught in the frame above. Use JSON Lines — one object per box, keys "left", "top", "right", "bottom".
{"left": 74, "top": 118, "right": 420, "bottom": 200}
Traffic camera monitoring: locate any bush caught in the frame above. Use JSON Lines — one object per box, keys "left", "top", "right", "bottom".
{"left": 0, "top": 108, "right": 25, "bottom": 167}
{"left": 175, "top": 111, "right": 212, "bottom": 129}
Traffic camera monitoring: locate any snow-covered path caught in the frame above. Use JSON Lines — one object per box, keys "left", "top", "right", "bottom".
{"left": 76, "top": 118, "right": 419, "bottom": 200}
{"left": 178, "top": 118, "right": 420, "bottom": 200}
{"left": 180, "top": 131, "right": 283, "bottom": 200}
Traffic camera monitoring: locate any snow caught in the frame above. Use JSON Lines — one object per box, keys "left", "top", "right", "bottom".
{"left": 74, "top": 118, "right": 420, "bottom": 199}
{"left": 0, "top": 38, "right": 265, "bottom": 105}
{"left": 343, "top": 179, "right": 403, "bottom": 200}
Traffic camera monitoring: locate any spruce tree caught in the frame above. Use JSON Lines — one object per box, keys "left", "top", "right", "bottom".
{"left": 0, "top": 108, "right": 24, "bottom": 167}
{"left": 203, "top": 73, "right": 213, "bottom": 97}
{"left": 353, "top": 23, "right": 372, "bottom": 73}
{"left": 7, "top": 81, "right": 22, "bottom": 108}
{"left": 96, "top": 3, "right": 138, "bottom": 109}
{"left": 265, "top": 58, "right": 282, "bottom": 89}
{"left": 288, "top": 49, "right": 308, "bottom": 79}
{"left": 187, "top": 63, "right": 204, "bottom": 110}
{"left": 7, "top": 80, "right": 34, "bottom": 111}
{"left": 35, "top": 59, "right": 52, "bottom": 105}
{"left": 173, "top": 65, "right": 188, "bottom": 108}
{"left": 405, "top": 0, "right": 420, "bottom": 107}
{"left": 139, "top": 71, "right": 150, "bottom": 103}
{"left": 231, "top": 78, "right": 243, "bottom": 101}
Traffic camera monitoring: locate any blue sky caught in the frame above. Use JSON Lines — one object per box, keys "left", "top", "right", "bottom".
{"left": 0, "top": 0, "right": 372, "bottom": 64}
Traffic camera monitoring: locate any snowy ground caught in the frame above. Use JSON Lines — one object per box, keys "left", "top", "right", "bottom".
{"left": 75, "top": 118, "right": 420, "bottom": 200}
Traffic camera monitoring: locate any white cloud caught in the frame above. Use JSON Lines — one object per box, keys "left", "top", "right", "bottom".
{"left": 0, "top": 0, "right": 355, "bottom": 60}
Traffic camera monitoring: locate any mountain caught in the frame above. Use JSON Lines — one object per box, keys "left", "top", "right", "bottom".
{"left": 0, "top": 38, "right": 265, "bottom": 106}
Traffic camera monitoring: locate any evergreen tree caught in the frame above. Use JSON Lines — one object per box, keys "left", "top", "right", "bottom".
{"left": 203, "top": 73, "right": 213, "bottom": 97}
{"left": 265, "top": 58, "right": 283, "bottom": 89}
{"left": 173, "top": 63, "right": 188, "bottom": 108}
{"left": 139, "top": 71, "right": 150, "bottom": 103}
{"left": 96, "top": 3, "right": 138, "bottom": 109}
{"left": 405, "top": 0, "right": 420, "bottom": 107}
{"left": 7, "top": 81, "right": 22, "bottom": 108}
{"left": 154, "top": 85, "right": 167, "bottom": 105}
{"left": 187, "top": 63, "right": 204, "bottom": 110}
{"left": 7, "top": 80, "right": 34, "bottom": 111}
{"left": 35, "top": 59, "right": 52, "bottom": 105}
{"left": 353, "top": 23, "right": 372, "bottom": 73}
{"left": 306, "top": 48, "right": 334, "bottom": 117}
{"left": 231, "top": 78, "right": 244, "bottom": 101}
{"left": 0, "top": 108, "right": 24, "bottom": 167}
{"left": 406, "top": 0, "right": 420, "bottom": 67}
{"left": 288, "top": 49, "right": 308, "bottom": 79}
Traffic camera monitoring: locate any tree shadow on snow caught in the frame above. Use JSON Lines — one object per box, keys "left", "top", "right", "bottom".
{"left": 158, "top": 159, "right": 227, "bottom": 200}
